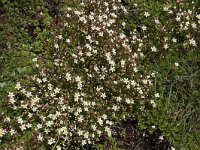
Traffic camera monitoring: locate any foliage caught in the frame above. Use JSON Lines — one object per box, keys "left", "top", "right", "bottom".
{"left": 123, "top": 0, "right": 200, "bottom": 149}
{"left": 0, "top": 0, "right": 199, "bottom": 149}
{"left": 0, "top": 0, "right": 157, "bottom": 149}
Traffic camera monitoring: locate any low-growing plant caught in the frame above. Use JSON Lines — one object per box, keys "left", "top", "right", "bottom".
{"left": 0, "top": 0, "right": 158, "bottom": 149}
{"left": 0, "top": 0, "right": 199, "bottom": 149}
{"left": 123, "top": 0, "right": 200, "bottom": 149}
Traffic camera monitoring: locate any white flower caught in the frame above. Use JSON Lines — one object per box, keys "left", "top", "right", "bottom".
{"left": 32, "top": 57, "right": 37, "bottom": 62}
{"left": 10, "top": 129, "right": 16, "bottom": 135}
{"left": 54, "top": 44, "right": 59, "bottom": 49}
{"left": 159, "top": 135, "right": 164, "bottom": 140}
{"left": 61, "top": 105, "right": 67, "bottom": 111}
{"left": 101, "top": 93, "right": 106, "bottom": 99}
{"left": 104, "top": 2, "right": 109, "bottom": 6}
{"left": 28, "top": 113, "right": 33, "bottom": 118}
{"left": 84, "top": 132, "right": 89, "bottom": 139}
{"left": 86, "top": 35, "right": 91, "bottom": 41}
{"left": 94, "top": 65, "right": 99, "bottom": 72}
{"left": 55, "top": 111, "right": 61, "bottom": 117}
{"left": 93, "top": 49, "right": 97, "bottom": 54}
{"left": 62, "top": 127, "right": 68, "bottom": 135}
{"left": 21, "top": 88, "right": 26, "bottom": 93}
{"left": 123, "top": 78, "right": 129, "bottom": 85}
{"left": 89, "top": 15, "right": 94, "bottom": 20}
{"left": 8, "top": 92, "right": 14, "bottom": 98}
{"left": 92, "top": 102, "right": 96, "bottom": 106}
{"left": 155, "top": 93, "right": 160, "bottom": 98}
{"left": 188, "top": 10, "right": 192, "bottom": 14}
{"left": 26, "top": 123, "right": 32, "bottom": 128}
{"left": 58, "top": 35, "right": 63, "bottom": 39}
{"left": 196, "top": 14, "right": 200, "bottom": 19}
{"left": 66, "top": 39, "right": 71, "bottom": 43}
{"left": 121, "top": 60, "right": 125, "bottom": 67}
{"left": 86, "top": 52, "right": 92, "bottom": 57}
{"left": 76, "top": 108, "right": 82, "bottom": 114}
{"left": 98, "top": 118, "right": 103, "bottom": 126}
{"left": 48, "top": 137, "right": 55, "bottom": 145}
{"left": 48, "top": 84, "right": 53, "bottom": 90}
{"left": 74, "top": 10, "right": 82, "bottom": 15}
{"left": 175, "top": 62, "right": 179, "bottom": 67}
{"left": 66, "top": 14, "right": 71, "bottom": 18}
{"left": 37, "top": 124, "right": 42, "bottom": 129}
{"left": 92, "top": 125, "right": 97, "bottom": 130}
{"left": 54, "top": 87, "right": 60, "bottom": 94}
{"left": 20, "top": 124, "right": 26, "bottom": 131}
{"left": 79, "top": 16, "right": 86, "bottom": 22}
{"left": 151, "top": 46, "right": 157, "bottom": 52}
{"left": 74, "top": 92, "right": 80, "bottom": 102}
{"left": 0, "top": 128, "right": 6, "bottom": 137}
{"left": 116, "top": 97, "right": 122, "bottom": 102}
{"left": 75, "top": 76, "right": 81, "bottom": 82}
{"left": 99, "top": 32, "right": 103, "bottom": 36}
{"left": 150, "top": 100, "right": 156, "bottom": 107}
{"left": 131, "top": 80, "right": 136, "bottom": 86}
{"left": 144, "top": 12, "right": 150, "bottom": 17}
{"left": 17, "top": 118, "right": 23, "bottom": 124}
{"left": 37, "top": 134, "right": 43, "bottom": 141}
{"left": 44, "top": 129, "right": 50, "bottom": 134}
{"left": 175, "top": 16, "right": 181, "bottom": 21}
{"left": 36, "top": 78, "right": 42, "bottom": 83}
{"left": 15, "top": 82, "right": 21, "bottom": 90}
{"left": 66, "top": 72, "right": 71, "bottom": 81}
{"left": 189, "top": 38, "right": 196, "bottom": 46}
{"left": 191, "top": 23, "right": 197, "bottom": 29}
{"left": 122, "top": 22, "right": 126, "bottom": 26}
{"left": 142, "top": 79, "right": 148, "bottom": 84}
{"left": 142, "top": 25, "right": 147, "bottom": 31}
{"left": 163, "top": 6, "right": 169, "bottom": 11}
{"left": 97, "top": 130, "right": 102, "bottom": 135}
{"left": 82, "top": 140, "right": 86, "bottom": 145}
{"left": 105, "top": 126, "right": 112, "bottom": 137}
{"left": 32, "top": 106, "right": 37, "bottom": 112}
{"left": 171, "top": 147, "right": 175, "bottom": 150}
{"left": 102, "top": 114, "right": 107, "bottom": 120}
{"left": 4, "top": 117, "right": 10, "bottom": 122}
{"left": 78, "top": 115, "right": 84, "bottom": 122}
{"left": 164, "top": 44, "right": 168, "bottom": 49}
{"left": 155, "top": 19, "right": 160, "bottom": 24}
{"left": 26, "top": 92, "right": 32, "bottom": 98}
{"left": 35, "top": 63, "right": 39, "bottom": 67}
{"left": 78, "top": 130, "right": 83, "bottom": 136}
{"left": 42, "top": 78, "right": 47, "bottom": 82}
{"left": 126, "top": 98, "right": 131, "bottom": 104}
{"left": 112, "top": 105, "right": 118, "bottom": 111}
{"left": 172, "top": 38, "right": 177, "bottom": 43}
{"left": 46, "top": 121, "right": 53, "bottom": 127}
{"left": 56, "top": 145, "right": 61, "bottom": 150}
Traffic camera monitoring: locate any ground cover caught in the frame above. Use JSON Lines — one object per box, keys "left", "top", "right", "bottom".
{"left": 0, "top": 0, "right": 199, "bottom": 149}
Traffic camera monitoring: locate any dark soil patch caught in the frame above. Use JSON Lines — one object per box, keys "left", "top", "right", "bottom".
{"left": 45, "top": 0, "right": 60, "bottom": 24}
{"left": 112, "top": 120, "right": 170, "bottom": 150}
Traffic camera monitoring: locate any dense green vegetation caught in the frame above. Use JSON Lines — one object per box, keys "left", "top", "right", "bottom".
{"left": 0, "top": 0, "right": 199, "bottom": 149}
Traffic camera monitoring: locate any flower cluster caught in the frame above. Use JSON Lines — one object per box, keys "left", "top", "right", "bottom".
{"left": 1, "top": 0, "right": 158, "bottom": 148}
{"left": 160, "top": 2, "right": 200, "bottom": 51}
{"left": 131, "top": 1, "right": 200, "bottom": 56}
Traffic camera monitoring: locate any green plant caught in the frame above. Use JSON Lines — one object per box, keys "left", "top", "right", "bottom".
{"left": 123, "top": 0, "right": 200, "bottom": 149}
{"left": 0, "top": 0, "right": 199, "bottom": 149}
{"left": 0, "top": 1, "right": 157, "bottom": 149}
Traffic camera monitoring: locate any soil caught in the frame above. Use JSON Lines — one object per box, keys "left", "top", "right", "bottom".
{"left": 112, "top": 120, "right": 170, "bottom": 150}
